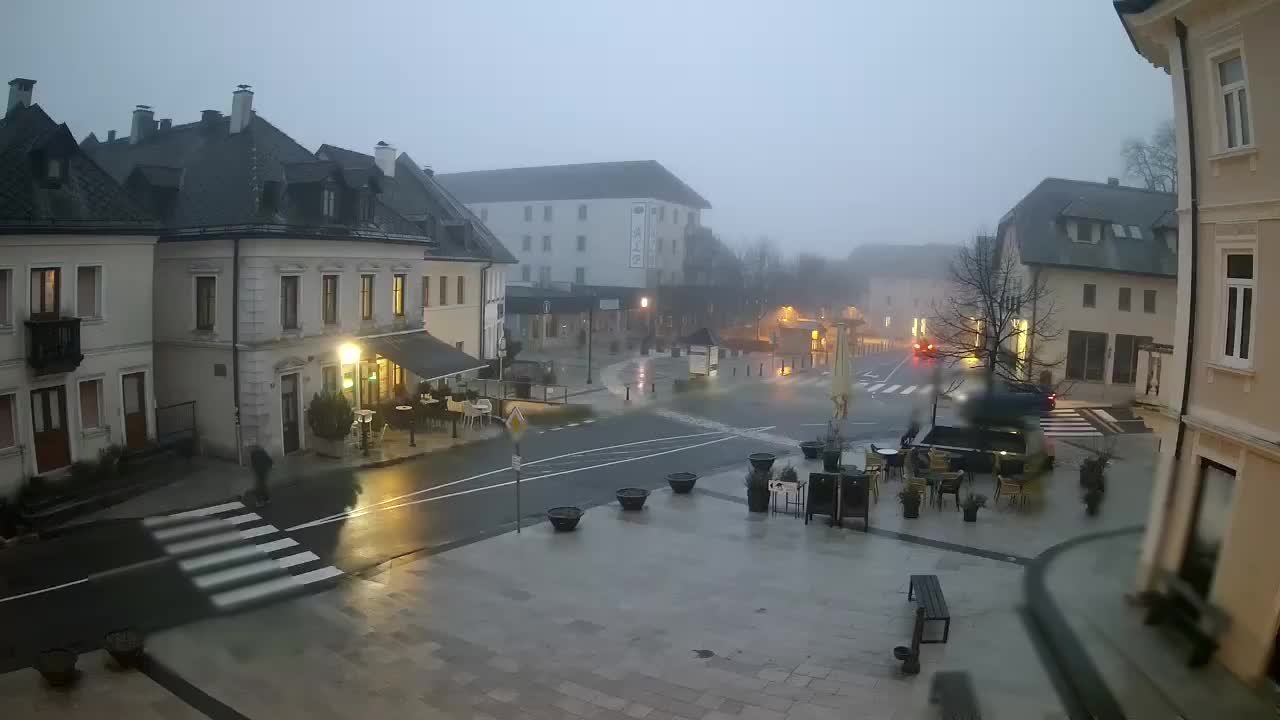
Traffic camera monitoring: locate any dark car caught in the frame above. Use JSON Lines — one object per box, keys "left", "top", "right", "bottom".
{"left": 1004, "top": 381, "right": 1057, "bottom": 413}
{"left": 912, "top": 338, "right": 938, "bottom": 356}
{"left": 957, "top": 382, "right": 1056, "bottom": 427}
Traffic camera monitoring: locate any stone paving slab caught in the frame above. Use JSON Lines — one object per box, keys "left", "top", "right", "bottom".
{"left": 0, "top": 650, "right": 202, "bottom": 720}
{"left": 143, "top": 481, "right": 1065, "bottom": 719}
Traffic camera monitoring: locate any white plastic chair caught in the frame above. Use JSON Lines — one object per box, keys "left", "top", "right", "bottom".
{"left": 461, "top": 401, "right": 483, "bottom": 432}
{"left": 474, "top": 398, "right": 494, "bottom": 426}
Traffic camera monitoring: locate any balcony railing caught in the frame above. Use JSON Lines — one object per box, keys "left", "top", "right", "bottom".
{"left": 25, "top": 317, "right": 84, "bottom": 375}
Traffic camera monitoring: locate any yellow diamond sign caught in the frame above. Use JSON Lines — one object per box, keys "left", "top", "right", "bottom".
{"left": 505, "top": 406, "right": 528, "bottom": 441}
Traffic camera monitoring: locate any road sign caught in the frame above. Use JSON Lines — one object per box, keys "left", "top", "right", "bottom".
{"left": 506, "top": 406, "right": 528, "bottom": 441}
{"left": 543, "top": 300, "right": 551, "bottom": 314}
{"left": 511, "top": 454, "right": 522, "bottom": 471}
{"left": 598, "top": 298, "right": 620, "bottom": 311}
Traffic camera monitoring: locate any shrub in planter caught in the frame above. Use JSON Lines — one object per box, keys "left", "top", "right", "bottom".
{"left": 1083, "top": 487, "right": 1103, "bottom": 516}
{"left": 1079, "top": 453, "right": 1109, "bottom": 492}
{"left": 961, "top": 493, "right": 987, "bottom": 522}
{"left": 778, "top": 465, "right": 798, "bottom": 485}
{"left": 898, "top": 488, "right": 923, "bottom": 518}
{"left": 667, "top": 472, "right": 698, "bottom": 494}
{"left": 822, "top": 421, "right": 847, "bottom": 472}
{"left": 547, "top": 506, "right": 583, "bottom": 531}
{"left": 616, "top": 487, "right": 650, "bottom": 511}
{"left": 309, "top": 392, "right": 354, "bottom": 457}
{"left": 36, "top": 648, "right": 78, "bottom": 687}
{"left": 104, "top": 629, "right": 144, "bottom": 668}
{"left": 745, "top": 468, "right": 772, "bottom": 513}
{"left": 542, "top": 369, "right": 558, "bottom": 385}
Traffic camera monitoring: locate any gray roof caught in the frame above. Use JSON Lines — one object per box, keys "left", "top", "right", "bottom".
{"left": 436, "top": 160, "right": 711, "bottom": 209}
{"left": 315, "top": 144, "right": 515, "bottom": 264}
{"left": 1002, "top": 178, "right": 1176, "bottom": 277}
{"left": 0, "top": 103, "right": 154, "bottom": 233}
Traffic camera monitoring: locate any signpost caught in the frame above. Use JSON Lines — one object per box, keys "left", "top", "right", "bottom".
{"left": 506, "top": 406, "right": 528, "bottom": 533}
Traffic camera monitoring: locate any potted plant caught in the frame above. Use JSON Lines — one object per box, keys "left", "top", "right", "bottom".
{"left": 547, "top": 506, "right": 583, "bottom": 531}
{"left": 822, "top": 422, "right": 846, "bottom": 472}
{"left": 961, "top": 494, "right": 987, "bottom": 522}
{"left": 104, "top": 628, "right": 144, "bottom": 668}
{"left": 36, "top": 648, "right": 78, "bottom": 687}
{"left": 308, "top": 392, "right": 354, "bottom": 458}
{"left": 616, "top": 487, "right": 650, "bottom": 511}
{"left": 745, "top": 468, "right": 772, "bottom": 513}
{"left": 1079, "top": 452, "right": 1110, "bottom": 493}
{"left": 248, "top": 445, "right": 272, "bottom": 506}
{"left": 748, "top": 452, "right": 777, "bottom": 472}
{"left": 799, "top": 437, "right": 823, "bottom": 460}
{"left": 1083, "top": 487, "right": 1103, "bottom": 516}
{"left": 898, "top": 487, "right": 922, "bottom": 519}
{"left": 778, "top": 464, "right": 798, "bottom": 486}
{"left": 667, "top": 472, "right": 698, "bottom": 494}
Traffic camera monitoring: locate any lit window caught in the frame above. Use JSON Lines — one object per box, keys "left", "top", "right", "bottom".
{"left": 1218, "top": 55, "right": 1251, "bottom": 149}
{"left": 392, "top": 274, "right": 405, "bottom": 317}
{"left": 196, "top": 276, "right": 216, "bottom": 330}
{"left": 360, "top": 274, "right": 374, "bottom": 321}
{"left": 884, "top": 316, "right": 891, "bottom": 328}
{"left": 1128, "top": 225, "right": 1142, "bottom": 239}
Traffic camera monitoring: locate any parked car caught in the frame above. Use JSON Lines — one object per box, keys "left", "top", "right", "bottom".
{"left": 1003, "top": 381, "right": 1057, "bottom": 413}
{"left": 958, "top": 381, "right": 1055, "bottom": 425}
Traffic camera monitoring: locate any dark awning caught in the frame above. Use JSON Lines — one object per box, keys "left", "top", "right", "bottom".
{"left": 364, "top": 332, "right": 488, "bottom": 383}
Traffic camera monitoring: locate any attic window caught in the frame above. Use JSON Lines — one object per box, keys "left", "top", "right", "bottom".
{"left": 47, "top": 158, "right": 61, "bottom": 180}
{"left": 1112, "top": 224, "right": 1128, "bottom": 238}
{"left": 1128, "top": 225, "right": 1142, "bottom": 239}
{"left": 322, "top": 188, "right": 337, "bottom": 219}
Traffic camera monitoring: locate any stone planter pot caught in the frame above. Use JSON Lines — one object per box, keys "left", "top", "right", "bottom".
{"left": 962, "top": 508, "right": 978, "bottom": 523}
{"left": 746, "top": 485, "right": 770, "bottom": 513}
{"left": 36, "top": 649, "right": 78, "bottom": 688}
{"left": 547, "top": 506, "right": 583, "bottom": 531}
{"left": 902, "top": 498, "right": 921, "bottom": 519}
{"left": 822, "top": 449, "right": 843, "bottom": 472}
{"left": 104, "top": 629, "right": 144, "bottom": 668}
{"left": 799, "top": 441, "right": 822, "bottom": 460}
{"left": 616, "top": 488, "right": 650, "bottom": 511}
{"left": 666, "top": 472, "right": 698, "bottom": 494}
{"left": 748, "top": 453, "right": 777, "bottom": 472}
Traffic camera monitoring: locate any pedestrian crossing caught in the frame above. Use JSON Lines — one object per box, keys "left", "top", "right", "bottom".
{"left": 767, "top": 373, "right": 937, "bottom": 398}
{"left": 1040, "top": 409, "right": 1103, "bottom": 438}
{"left": 143, "top": 500, "right": 342, "bottom": 612}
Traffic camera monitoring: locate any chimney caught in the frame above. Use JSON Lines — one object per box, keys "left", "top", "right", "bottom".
{"left": 422, "top": 164, "right": 434, "bottom": 177}
{"left": 159, "top": 118, "right": 172, "bottom": 131}
{"left": 107, "top": 129, "right": 117, "bottom": 142}
{"left": 374, "top": 141, "right": 396, "bottom": 177}
{"left": 130, "top": 105, "right": 155, "bottom": 144}
{"left": 230, "top": 84, "right": 253, "bottom": 134}
{"left": 1107, "top": 177, "right": 1120, "bottom": 186}
{"left": 6, "top": 78, "right": 34, "bottom": 114}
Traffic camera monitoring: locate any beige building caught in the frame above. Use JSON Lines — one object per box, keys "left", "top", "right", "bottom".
{"left": 853, "top": 244, "right": 957, "bottom": 341}
{"left": 995, "top": 177, "right": 1177, "bottom": 403}
{"left": 1120, "top": 0, "right": 1280, "bottom": 688}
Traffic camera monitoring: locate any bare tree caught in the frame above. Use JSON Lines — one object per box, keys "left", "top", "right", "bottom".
{"left": 929, "top": 234, "right": 1061, "bottom": 385}
{"left": 1122, "top": 119, "right": 1177, "bottom": 193}
{"left": 737, "top": 236, "right": 785, "bottom": 338}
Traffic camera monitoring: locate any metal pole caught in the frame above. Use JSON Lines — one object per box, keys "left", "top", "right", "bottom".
{"left": 515, "top": 440, "right": 522, "bottom": 534}
{"left": 586, "top": 305, "right": 594, "bottom": 384}
{"left": 361, "top": 419, "right": 369, "bottom": 457}
{"left": 409, "top": 412, "right": 416, "bottom": 447}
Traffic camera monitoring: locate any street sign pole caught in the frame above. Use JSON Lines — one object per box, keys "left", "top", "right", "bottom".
{"left": 506, "top": 406, "right": 528, "bottom": 534}
{"left": 515, "top": 441, "right": 522, "bottom": 534}
{"left": 586, "top": 304, "right": 594, "bottom": 384}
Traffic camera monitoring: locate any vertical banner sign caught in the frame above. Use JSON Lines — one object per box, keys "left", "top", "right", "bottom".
{"left": 647, "top": 204, "right": 658, "bottom": 269}
{"left": 629, "top": 203, "right": 646, "bottom": 268}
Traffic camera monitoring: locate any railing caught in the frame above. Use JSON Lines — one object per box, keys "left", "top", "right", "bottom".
{"left": 25, "top": 317, "right": 83, "bottom": 375}
{"left": 465, "top": 378, "right": 571, "bottom": 404}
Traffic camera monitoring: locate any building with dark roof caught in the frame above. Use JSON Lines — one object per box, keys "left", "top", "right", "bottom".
{"left": 1, "top": 78, "right": 160, "bottom": 487}
{"left": 996, "top": 176, "right": 1177, "bottom": 401}
{"left": 437, "top": 161, "right": 711, "bottom": 291}
{"left": 83, "top": 85, "right": 512, "bottom": 460}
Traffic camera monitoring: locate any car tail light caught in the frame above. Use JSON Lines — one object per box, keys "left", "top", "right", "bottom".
{"left": 927, "top": 344, "right": 934, "bottom": 350}
{"left": 1049, "top": 393, "right": 1056, "bottom": 400}
{"left": 914, "top": 343, "right": 920, "bottom": 349}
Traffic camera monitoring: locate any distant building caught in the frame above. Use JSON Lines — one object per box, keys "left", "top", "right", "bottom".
{"left": 1, "top": 79, "right": 158, "bottom": 490}
{"left": 854, "top": 244, "right": 956, "bottom": 341}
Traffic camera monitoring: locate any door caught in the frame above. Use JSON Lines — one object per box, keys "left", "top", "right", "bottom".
{"left": 30, "top": 267, "right": 60, "bottom": 319}
{"left": 1112, "top": 335, "right": 1152, "bottom": 384}
{"left": 1066, "top": 331, "right": 1108, "bottom": 382}
{"left": 280, "top": 373, "right": 300, "bottom": 454}
{"left": 122, "top": 371, "right": 148, "bottom": 450}
{"left": 30, "top": 385, "right": 71, "bottom": 473}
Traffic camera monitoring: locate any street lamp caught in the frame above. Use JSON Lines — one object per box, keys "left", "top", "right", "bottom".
{"left": 339, "top": 343, "right": 361, "bottom": 365}
{"left": 640, "top": 296, "right": 650, "bottom": 309}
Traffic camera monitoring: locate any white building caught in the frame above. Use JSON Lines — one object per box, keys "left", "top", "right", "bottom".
{"left": 996, "top": 177, "right": 1177, "bottom": 402}
{"left": 86, "top": 87, "right": 514, "bottom": 461}
{"left": 437, "top": 161, "right": 710, "bottom": 290}
{"left": 1, "top": 79, "right": 158, "bottom": 492}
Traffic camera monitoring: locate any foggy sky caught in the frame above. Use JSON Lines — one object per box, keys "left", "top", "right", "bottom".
{"left": 5, "top": 1, "right": 1171, "bottom": 256}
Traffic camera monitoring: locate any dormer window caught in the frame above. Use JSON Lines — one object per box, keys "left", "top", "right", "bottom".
{"left": 46, "top": 158, "right": 61, "bottom": 180}
{"left": 1112, "top": 223, "right": 1128, "bottom": 238}
{"left": 1128, "top": 225, "right": 1142, "bottom": 239}
{"left": 360, "top": 193, "right": 375, "bottom": 223}
{"left": 322, "top": 187, "right": 337, "bottom": 219}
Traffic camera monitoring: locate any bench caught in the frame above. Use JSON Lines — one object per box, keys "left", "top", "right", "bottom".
{"left": 908, "top": 574, "right": 951, "bottom": 644}
{"left": 929, "top": 671, "right": 980, "bottom": 719}
{"left": 1143, "top": 569, "right": 1229, "bottom": 667}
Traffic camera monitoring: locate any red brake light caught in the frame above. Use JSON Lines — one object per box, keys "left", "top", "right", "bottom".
{"left": 1049, "top": 393, "right": 1056, "bottom": 399}
{"left": 914, "top": 343, "right": 920, "bottom": 349}
{"left": 928, "top": 344, "right": 934, "bottom": 350}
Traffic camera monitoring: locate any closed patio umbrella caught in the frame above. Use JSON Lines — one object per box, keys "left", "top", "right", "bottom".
{"left": 830, "top": 323, "right": 852, "bottom": 419}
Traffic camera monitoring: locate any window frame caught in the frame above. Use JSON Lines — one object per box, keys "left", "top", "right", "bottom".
{"left": 194, "top": 275, "right": 216, "bottom": 332}
{"left": 1219, "top": 247, "right": 1256, "bottom": 369}
{"left": 1083, "top": 283, "right": 1097, "bottom": 309}
{"left": 1212, "top": 49, "right": 1252, "bottom": 151}
{"left": 521, "top": 265, "right": 531, "bottom": 282}
{"left": 577, "top": 235, "right": 586, "bottom": 252}
{"left": 1118, "top": 287, "right": 1131, "bottom": 312}
{"left": 279, "top": 274, "right": 301, "bottom": 331}
{"left": 543, "top": 205, "right": 553, "bottom": 222}
{"left": 422, "top": 275, "right": 430, "bottom": 308}
{"left": 29, "top": 266, "right": 61, "bottom": 318}
{"left": 456, "top": 275, "right": 465, "bottom": 305}
{"left": 322, "top": 187, "right": 337, "bottom": 220}
{"left": 322, "top": 274, "right": 339, "bottom": 326}
{"left": 524, "top": 205, "right": 532, "bottom": 221}
{"left": 79, "top": 378, "right": 104, "bottom": 431}
{"left": 1143, "top": 289, "right": 1157, "bottom": 314}
{"left": 522, "top": 235, "right": 532, "bottom": 252}
{"left": 360, "top": 273, "right": 375, "bottom": 322}
{"left": 392, "top": 274, "right": 406, "bottom": 318}
{"left": 76, "top": 264, "right": 103, "bottom": 320}
{"left": 0, "top": 392, "right": 15, "bottom": 450}
{"left": 542, "top": 235, "right": 551, "bottom": 252}
{"left": 0, "top": 267, "right": 11, "bottom": 329}
{"left": 575, "top": 267, "right": 586, "bottom": 284}
{"left": 578, "top": 203, "right": 587, "bottom": 221}
{"left": 439, "top": 275, "right": 448, "bottom": 307}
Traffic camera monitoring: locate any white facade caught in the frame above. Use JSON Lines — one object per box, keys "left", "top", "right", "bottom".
{"left": 0, "top": 234, "right": 158, "bottom": 493}
{"left": 153, "top": 238, "right": 492, "bottom": 459}
{"left": 862, "top": 275, "right": 953, "bottom": 340}
{"left": 469, "top": 198, "right": 699, "bottom": 289}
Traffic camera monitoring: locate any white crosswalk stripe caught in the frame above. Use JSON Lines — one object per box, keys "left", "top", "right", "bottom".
{"left": 882, "top": 385, "right": 901, "bottom": 393}
{"left": 868, "top": 383, "right": 885, "bottom": 392}
{"left": 144, "top": 501, "right": 343, "bottom": 612}
{"left": 901, "top": 385, "right": 916, "bottom": 394}
{"left": 1041, "top": 409, "right": 1103, "bottom": 437}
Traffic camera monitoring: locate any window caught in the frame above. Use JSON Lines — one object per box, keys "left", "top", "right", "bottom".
{"left": 77, "top": 266, "right": 101, "bottom": 318}
{"left": 480, "top": 207, "right": 488, "bottom": 222}
{"left": 455, "top": 341, "right": 464, "bottom": 352}
{"left": 1222, "top": 252, "right": 1254, "bottom": 366}
{"left": 280, "top": 275, "right": 299, "bottom": 330}
{"left": 322, "top": 188, "right": 337, "bottom": 219}
{"left": 521, "top": 265, "right": 531, "bottom": 282}
{"left": 1112, "top": 334, "right": 1153, "bottom": 384}
{"left": 543, "top": 205, "right": 552, "bottom": 222}
{"left": 1083, "top": 283, "right": 1096, "bottom": 308}
{"left": 1143, "top": 289, "right": 1157, "bottom": 314}
{"left": 456, "top": 275, "right": 465, "bottom": 304}
{"left": 657, "top": 237, "right": 665, "bottom": 252}
{"left": 79, "top": 379, "right": 102, "bottom": 430}
{"left": 439, "top": 275, "right": 448, "bottom": 306}
{"left": 422, "top": 276, "right": 430, "bottom": 308}
{"left": 524, "top": 205, "right": 532, "bottom": 221}
{"left": 577, "top": 235, "right": 586, "bottom": 252}
{"left": 659, "top": 206, "right": 665, "bottom": 222}
{"left": 1112, "top": 223, "right": 1127, "bottom": 239}
{"left": 322, "top": 275, "right": 338, "bottom": 325}
{"left": 392, "top": 274, "right": 405, "bottom": 317}
{"left": 360, "top": 274, "right": 374, "bottom": 321}
{"left": 30, "top": 267, "right": 59, "bottom": 316}
{"left": 575, "top": 267, "right": 585, "bottom": 284}
{"left": 542, "top": 235, "right": 551, "bottom": 252}
{"left": 1218, "top": 55, "right": 1251, "bottom": 149}
{"left": 1073, "top": 221, "right": 1097, "bottom": 244}
{"left": 1066, "top": 330, "right": 1107, "bottom": 381}
{"left": 578, "top": 204, "right": 587, "bottom": 220}
{"left": 1129, "top": 225, "right": 1142, "bottom": 239}
{"left": 0, "top": 393, "right": 14, "bottom": 449}
{"left": 674, "top": 209, "right": 680, "bottom": 225}
{"left": 0, "top": 269, "right": 10, "bottom": 327}
{"left": 1181, "top": 460, "right": 1236, "bottom": 597}
{"left": 1118, "top": 287, "right": 1131, "bottom": 312}
{"left": 522, "top": 235, "right": 531, "bottom": 251}
{"left": 195, "top": 276, "right": 215, "bottom": 330}
{"left": 322, "top": 365, "right": 339, "bottom": 394}
{"left": 539, "top": 266, "right": 551, "bottom": 286}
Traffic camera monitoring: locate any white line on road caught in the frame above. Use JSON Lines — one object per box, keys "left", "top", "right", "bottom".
{"left": 0, "top": 576, "right": 89, "bottom": 604}
{"left": 868, "top": 383, "right": 884, "bottom": 392}
{"left": 883, "top": 385, "right": 901, "bottom": 394}
{"left": 880, "top": 354, "right": 911, "bottom": 385}
{"left": 901, "top": 385, "right": 917, "bottom": 394}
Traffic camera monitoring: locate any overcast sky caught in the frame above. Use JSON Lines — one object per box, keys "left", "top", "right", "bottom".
{"left": 6, "top": 1, "right": 1171, "bottom": 255}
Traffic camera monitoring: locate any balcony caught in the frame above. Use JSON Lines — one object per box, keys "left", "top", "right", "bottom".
{"left": 25, "top": 317, "right": 84, "bottom": 375}
{"left": 1134, "top": 342, "right": 1174, "bottom": 413}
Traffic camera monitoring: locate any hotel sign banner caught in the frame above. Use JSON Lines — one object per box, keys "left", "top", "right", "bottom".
{"left": 629, "top": 203, "right": 646, "bottom": 268}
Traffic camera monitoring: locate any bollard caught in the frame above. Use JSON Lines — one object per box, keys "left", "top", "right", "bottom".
{"left": 650, "top": 382, "right": 655, "bottom": 394}
{"left": 361, "top": 420, "right": 370, "bottom": 457}
{"left": 625, "top": 384, "right": 631, "bottom": 402}
{"left": 408, "top": 413, "right": 416, "bottom": 448}
{"left": 733, "top": 366, "right": 737, "bottom": 376}
{"left": 746, "top": 364, "right": 751, "bottom": 376}
{"left": 452, "top": 414, "right": 458, "bottom": 439}
{"left": 759, "top": 362, "right": 764, "bottom": 375}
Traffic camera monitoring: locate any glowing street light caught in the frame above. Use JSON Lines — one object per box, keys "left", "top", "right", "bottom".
{"left": 640, "top": 296, "right": 650, "bottom": 309}
{"left": 338, "top": 343, "right": 361, "bottom": 365}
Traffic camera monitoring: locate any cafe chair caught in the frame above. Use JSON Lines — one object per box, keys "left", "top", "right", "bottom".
{"left": 903, "top": 452, "right": 929, "bottom": 505}
{"left": 474, "top": 398, "right": 494, "bottom": 426}
{"left": 932, "top": 471, "right": 965, "bottom": 509}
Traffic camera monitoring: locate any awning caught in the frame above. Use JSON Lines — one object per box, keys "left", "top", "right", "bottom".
{"left": 364, "top": 332, "right": 488, "bottom": 383}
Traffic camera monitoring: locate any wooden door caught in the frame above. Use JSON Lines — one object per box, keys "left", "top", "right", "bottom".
{"left": 30, "top": 385, "right": 70, "bottom": 473}
{"left": 280, "top": 373, "right": 300, "bottom": 454}
{"left": 122, "top": 372, "right": 148, "bottom": 450}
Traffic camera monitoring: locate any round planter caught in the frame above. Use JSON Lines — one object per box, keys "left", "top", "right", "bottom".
{"left": 666, "top": 472, "right": 698, "bottom": 494}
{"left": 962, "top": 508, "right": 978, "bottom": 523}
{"left": 902, "top": 501, "right": 921, "bottom": 519}
{"left": 746, "top": 486, "right": 770, "bottom": 513}
{"left": 547, "top": 506, "right": 583, "bottom": 531}
{"left": 36, "top": 649, "right": 79, "bottom": 688}
{"left": 821, "top": 449, "right": 842, "bottom": 473}
{"left": 104, "top": 629, "right": 144, "bottom": 668}
{"left": 616, "top": 488, "right": 650, "bottom": 511}
{"left": 799, "top": 441, "right": 822, "bottom": 460}
{"left": 748, "top": 453, "right": 777, "bottom": 472}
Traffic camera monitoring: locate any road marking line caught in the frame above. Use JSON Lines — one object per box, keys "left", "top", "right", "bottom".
{"left": 144, "top": 501, "right": 245, "bottom": 527}
{"left": 883, "top": 384, "right": 901, "bottom": 393}
{"left": 868, "top": 383, "right": 885, "bottom": 392}
{"left": 901, "top": 385, "right": 916, "bottom": 394}
{"left": 275, "top": 550, "right": 321, "bottom": 569}
{"left": 856, "top": 382, "right": 868, "bottom": 387}
{"left": 255, "top": 538, "right": 299, "bottom": 553}
{"left": 152, "top": 519, "right": 227, "bottom": 542}
{"left": 239, "top": 525, "right": 278, "bottom": 540}
{"left": 881, "top": 354, "right": 911, "bottom": 384}
{"left": 1095, "top": 409, "right": 1119, "bottom": 423}
{"left": 180, "top": 545, "right": 263, "bottom": 573}
{"left": 194, "top": 559, "right": 281, "bottom": 590}
{"left": 0, "top": 577, "right": 89, "bottom": 604}
{"left": 567, "top": 422, "right": 580, "bottom": 427}
{"left": 211, "top": 566, "right": 342, "bottom": 610}
{"left": 550, "top": 427, "right": 564, "bottom": 432}
{"left": 919, "top": 385, "right": 933, "bottom": 395}
{"left": 223, "top": 513, "right": 262, "bottom": 526}
{"left": 163, "top": 531, "right": 243, "bottom": 556}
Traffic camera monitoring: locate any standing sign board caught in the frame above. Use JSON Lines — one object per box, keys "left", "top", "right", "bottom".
{"left": 688, "top": 344, "right": 720, "bottom": 376}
